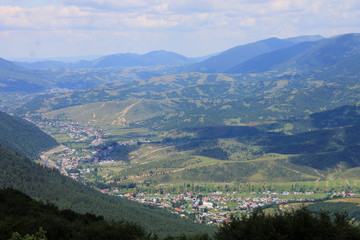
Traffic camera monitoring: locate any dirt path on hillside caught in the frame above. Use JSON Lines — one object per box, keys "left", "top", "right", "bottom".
{"left": 112, "top": 99, "right": 143, "bottom": 125}
{"left": 314, "top": 169, "right": 326, "bottom": 182}
{"left": 280, "top": 165, "right": 300, "bottom": 174}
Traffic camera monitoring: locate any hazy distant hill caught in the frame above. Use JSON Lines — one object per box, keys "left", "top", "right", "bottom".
{"left": 185, "top": 35, "right": 323, "bottom": 73}
{"left": 16, "top": 60, "right": 69, "bottom": 70}
{"left": 228, "top": 33, "right": 360, "bottom": 73}
{"left": 76, "top": 50, "right": 198, "bottom": 68}
{"left": 0, "top": 58, "right": 49, "bottom": 92}
{"left": 15, "top": 35, "right": 322, "bottom": 72}
{"left": 16, "top": 50, "right": 197, "bottom": 70}
{"left": 0, "top": 58, "right": 106, "bottom": 92}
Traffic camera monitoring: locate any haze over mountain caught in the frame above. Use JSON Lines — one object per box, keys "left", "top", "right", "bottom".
{"left": 12, "top": 35, "right": 324, "bottom": 73}
{"left": 16, "top": 50, "right": 200, "bottom": 70}
{"left": 0, "top": 58, "right": 50, "bottom": 92}
{"left": 228, "top": 33, "right": 360, "bottom": 73}
{"left": 6, "top": 34, "right": 360, "bottom": 97}
{"left": 184, "top": 35, "right": 324, "bottom": 73}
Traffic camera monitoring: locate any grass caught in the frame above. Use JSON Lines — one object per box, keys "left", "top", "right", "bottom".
{"left": 325, "top": 198, "right": 360, "bottom": 204}
{"left": 36, "top": 115, "right": 360, "bottom": 198}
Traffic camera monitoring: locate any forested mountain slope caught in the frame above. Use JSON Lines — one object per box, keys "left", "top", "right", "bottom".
{"left": 185, "top": 35, "right": 323, "bottom": 73}
{"left": 0, "top": 188, "right": 151, "bottom": 240}
{"left": 228, "top": 33, "right": 360, "bottom": 73}
{"left": 0, "top": 145, "right": 212, "bottom": 236}
{"left": 0, "top": 111, "right": 58, "bottom": 159}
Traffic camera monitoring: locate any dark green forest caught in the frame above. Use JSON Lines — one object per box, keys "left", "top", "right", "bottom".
{"left": 2, "top": 190, "right": 359, "bottom": 240}
{"left": 215, "top": 207, "right": 360, "bottom": 240}
{"left": 0, "top": 111, "right": 58, "bottom": 159}
{"left": 0, "top": 145, "right": 212, "bottom": 237}
{"left": 0, "top": 188, "right": 152, "bottom": 240}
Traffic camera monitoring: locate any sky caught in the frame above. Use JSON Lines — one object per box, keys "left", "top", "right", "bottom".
{"left": 0, "top": 0, "right": 359, "bottom": 60}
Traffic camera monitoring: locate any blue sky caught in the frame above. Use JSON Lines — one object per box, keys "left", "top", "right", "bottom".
{"left": 1, "top": 0, "right": 359, "bottom": 60}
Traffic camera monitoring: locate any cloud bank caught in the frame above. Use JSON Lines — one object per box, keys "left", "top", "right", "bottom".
{"left": 0, "top": 0, "right": 359, "bottom": 59}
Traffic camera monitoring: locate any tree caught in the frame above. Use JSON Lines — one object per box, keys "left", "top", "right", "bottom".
{"left": 215, "top": 207, "right": 360, "bottom": 240}
{"left": 8, "top": 228, "right": 47, "bottom": 240}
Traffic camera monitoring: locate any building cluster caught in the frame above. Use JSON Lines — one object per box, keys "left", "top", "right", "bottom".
{"left": 114, "top": 191, "right": 322, "bottom": 225}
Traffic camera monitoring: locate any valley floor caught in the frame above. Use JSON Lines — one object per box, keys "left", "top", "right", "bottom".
{"left": 34, "top": 118, "right": 360, "bottom": 224}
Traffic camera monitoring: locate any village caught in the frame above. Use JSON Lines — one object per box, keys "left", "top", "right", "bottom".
{"left": 110, "top": 189, "right": 358, "bottom": 225}
{"left": 37, "top": 119, "right": 358, "bottom": 225}
{"left": 115, "top": 190, "right": 313, "bottom": 224}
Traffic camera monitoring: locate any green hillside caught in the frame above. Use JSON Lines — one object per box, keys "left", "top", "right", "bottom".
{"left": 40, "top": 103, "right": 360, "bottom": 185}
{"left": 17, "top": 70, "right": 360, "bottom": 132}
{"left": 0, "top": 111, "right": 213, "bottom": 236}
{"left": 0, "top": 145, "right": 213, "bottom": 236}
{"left": 0, "top": 111, "right": 58, "bottom": 159}
{"left": 0, "top": 188, "right": 150, "bottom": 240}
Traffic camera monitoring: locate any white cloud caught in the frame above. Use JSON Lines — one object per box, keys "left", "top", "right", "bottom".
{"left": 1, "top": 0, "right": 360, "bottom": 58}
{"left": 60, "top": 0, "right": 148, "bottom": 11}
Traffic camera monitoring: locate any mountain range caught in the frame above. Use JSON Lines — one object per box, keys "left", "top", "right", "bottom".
{"left": 228, "top": 33, "right": 360, "bottom": 73}
{"left": 3, "top": 33, "right": 360, "bottom": 95}
{"left": 185, "top": 35, "right": 324, "bottom": 73}
{"left": 3, "top": 32, "right": 360, "bottom": 237}
{"left": 15, "top": 50, "right": 199, "bottom": 70}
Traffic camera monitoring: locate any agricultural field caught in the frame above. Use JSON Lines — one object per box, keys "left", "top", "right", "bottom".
{"left": 37, "top": 117, "right": 360, "bottom": 223}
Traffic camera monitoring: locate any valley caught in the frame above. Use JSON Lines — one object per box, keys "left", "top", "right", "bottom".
{"left": 3, "top": 33, "right": 360, "bottom": 238}
{"left": 33, "top": 100, "right": 360, "bottom": 224}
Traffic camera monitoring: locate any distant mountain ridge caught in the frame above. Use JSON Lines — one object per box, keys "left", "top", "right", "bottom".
{"left": 2, "top": 33, "right": 360, "bottom": 95}
{"left": 14, "top": 35, "right": 323, "bottom": 71}
{"left": 184, "top": 35, "right": 324, "bottom": 73}
{"left": 16, "top": 50, "right": 198, "bottom": 70}
{"left": 228, "top": 33, "right": 360, "bottom": 73}
{"left": 0, "top": 58, "right": 50, "bottom": 92}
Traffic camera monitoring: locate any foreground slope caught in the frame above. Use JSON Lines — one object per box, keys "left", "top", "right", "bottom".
{"left": 216, "top": 207, "right": 360, "bottom": 240}
{"left": 0, "top": 111, "right": 58, "bottom": 159}
{"left": 0, "top": 145, "right": 212, "bottom": 236}
{"left": 0, "top": 188, "right": 150, "bottom": 240}
{"left": 0, "top": 112, "right": 213, "bottom": 236}
{"left": 3, "top": 190, "right": 360, "bottom": 240}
